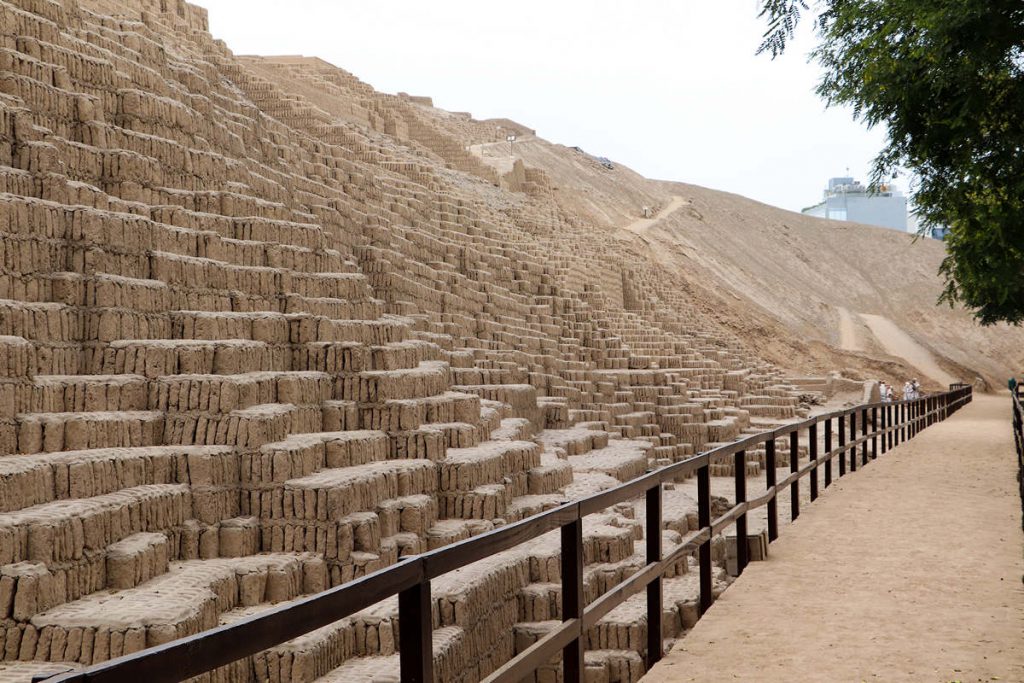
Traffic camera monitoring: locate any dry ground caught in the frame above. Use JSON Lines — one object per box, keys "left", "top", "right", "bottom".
{"left": 645, "top": 393, "right": 1024, "bottom": 683}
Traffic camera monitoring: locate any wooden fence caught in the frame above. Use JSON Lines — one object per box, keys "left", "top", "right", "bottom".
{"left": 37, "top": 385, "right": 973, "bottom": 683}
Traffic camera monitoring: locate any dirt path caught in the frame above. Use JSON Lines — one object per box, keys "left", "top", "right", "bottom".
{"left": 836, "top": 306, "right": 861, "bottom": 351}
{"left": 860, "top": 312, "right": 960, "bottom": 386}
{"left": 468, "top": 140, "right": 518, "bottom": 175}
{"left": 645, "top": 393, "right": 1024, "bottom": 683}
{"left": 624, "top": 195, "right": 688, "bottom": 234}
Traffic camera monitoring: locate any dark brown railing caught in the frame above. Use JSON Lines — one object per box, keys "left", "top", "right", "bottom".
{"left": 38, "top": 385, "right": 973, "bottom": 683}
{"left": 1012, "top": 387, "right": 1024, "bottom": 530}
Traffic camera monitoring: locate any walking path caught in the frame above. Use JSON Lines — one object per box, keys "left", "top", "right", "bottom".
{"left": 624, "top": 195, "right": 688, "bottom": 234}
{"left": 645, "top": 393, "right": 1024, "bottom": 683}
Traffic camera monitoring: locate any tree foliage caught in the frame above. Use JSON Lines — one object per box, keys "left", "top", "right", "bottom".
{"left": 760, "top": 0, "right": 1024, "bottom": 325}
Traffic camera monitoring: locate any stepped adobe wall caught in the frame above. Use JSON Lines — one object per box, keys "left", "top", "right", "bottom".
{"left": 0, "top": 0, "right": 836, "bottom": 681}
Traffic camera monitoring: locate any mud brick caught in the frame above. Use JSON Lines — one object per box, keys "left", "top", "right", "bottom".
{"left": 0, "top": 1, "right": 846, "bottom": 679}
{"left": 105, "top": 532, "right": 170, "bottom": 589}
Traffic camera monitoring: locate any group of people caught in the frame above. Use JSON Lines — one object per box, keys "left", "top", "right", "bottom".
{"left": 903, "top": 378, "right": 923, "bottom": 400}
{"left": 878, "top": 378, "right": 922, "bottom": 402}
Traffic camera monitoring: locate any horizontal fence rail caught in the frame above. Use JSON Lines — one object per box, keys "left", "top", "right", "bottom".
{"left": 1013, "top": 388, "right": 1024, "bottom": 530}
{"left": 38, "top": 386, "right": 973, "bottom": 683}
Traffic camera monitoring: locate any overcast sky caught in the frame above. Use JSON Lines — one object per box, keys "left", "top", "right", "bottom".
{"left": 201, "top": 0, "right": 891, "bottom": 213}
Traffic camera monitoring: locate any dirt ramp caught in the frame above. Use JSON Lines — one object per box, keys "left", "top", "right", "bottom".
{"left": 859, "top": 313, "right": 959, "bottom": 386}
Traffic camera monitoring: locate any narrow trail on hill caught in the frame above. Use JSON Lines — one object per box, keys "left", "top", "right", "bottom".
{"left": 623, "top": 195, "right": 687, "bottom": 233}
{"left": 836, "top": 306, "right": 862, "bottom": 351}
{"left": 645, "top": 393, "right": 1024, "bottom": 683}
{"left": 859, "top": 312, "right": 959, "bottom": 386}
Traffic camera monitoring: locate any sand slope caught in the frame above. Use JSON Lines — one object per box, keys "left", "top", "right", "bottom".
{"left": 859, "top": 313, "right": 959, "bottom": 386}
{"left": 837, "top": 306, "right": 861, "bottom": 352}
{"left": 619, "top": 185, "right": 1022, "bottom": 389}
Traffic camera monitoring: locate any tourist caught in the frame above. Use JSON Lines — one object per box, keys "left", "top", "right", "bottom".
{"left": 879, "top": 381, "right": 889, "bottom": 402}
{"left": 886, "top": 384, "right": 894, "bottom": 402}
{"left": 903, "top": 380, "right": 914, "bottom": 400}
{"left": 912, "top": 378, "right": 921, "bottom": 398}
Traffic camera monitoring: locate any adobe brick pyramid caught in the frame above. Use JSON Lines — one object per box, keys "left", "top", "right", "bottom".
{"left": 0, "top": 0, "right": 811, "bottom": 681}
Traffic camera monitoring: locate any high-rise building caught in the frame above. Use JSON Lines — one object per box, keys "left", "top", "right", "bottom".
{"left": 802, "top": 177, "right": 908, "bottom": 231}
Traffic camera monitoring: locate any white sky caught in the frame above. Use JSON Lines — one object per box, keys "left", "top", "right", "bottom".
{"left": 201, "top": 0, "right": 890, "bottom": 213}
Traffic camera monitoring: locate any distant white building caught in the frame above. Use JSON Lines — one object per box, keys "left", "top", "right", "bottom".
{"left": 802, "top": 177, "right": 908, "bottom": 232}
{"left": 908, "top": 213, "right": 951, "bottom": 240}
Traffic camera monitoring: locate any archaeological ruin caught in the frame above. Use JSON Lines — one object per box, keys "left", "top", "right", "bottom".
{"left": 0, "top": 1, "right": 1015, "bottom": 682}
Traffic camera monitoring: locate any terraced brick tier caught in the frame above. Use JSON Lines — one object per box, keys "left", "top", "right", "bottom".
{"left": 567, "top": 439, "right": 652, "bottom": 482}
{"left": 0, "top": 484, "right": 192, "bottom": 566}
{"left": 0, "top": 444, "right": 235, "bottom": 512}
{"left": 271, "top": 459, "right": 438, "bottom": 520}
{"left": 92, "top": 339, "right": 291, "bottom": 377}
{"left": 148, "top": 371, "right": 333, "bottom": 413}
{"left": 0, "top": 0, "right": 820, "bottom": 678}
{"left": 15, "top": 410, "right": 165, "bottom": 454}
{"left": 438, "top": 440, "right": 541, "bottom": 495}
{"left": 245, "top": 430, "right": 389, "bottom": 484}
{"left": 30, "top": 554, "right": 325, "bottom": 662}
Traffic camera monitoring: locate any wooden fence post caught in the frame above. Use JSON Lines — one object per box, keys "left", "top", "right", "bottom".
{"left": 561, "top": 517, "right": 584, "bottom": 683}
{"left": 861, "top": 407, "right": 869, "bottom": 466}
{"left": 698, "top": 464, "right": 714, "bottom": 615}
{"left": 903, "top": 402, "right": 908, "bottom": 442}
{"left": 894, "top": 404, "right": 900, "bottom": 445}
{"left": 849, "top": 411, "right": 857, "bottom": 472}
{"left": 824, "top": 417, "right": 833, "bottom": 488}
{"left": 809, "top": 423, "right": 818, "bottom": 501}
{"left": 734, "top": 450, "right": 748, "bottom": 574}
{"left": 765, "top": 437, "right": 778, "bottom": 542}
{"left": 398, "top": 578, "right": 433, "bottom": 683}
{"left": 871, "top": 406, "right": 878, "bottom": 458}
{"left": 879, "top": 405, "right": 886, "bottom": 455}
{"left": 646, "top": 484, "right": 663, "bottom": 667}
{"left": 790, "top": 430, "right": 800, "bottom": 521}
{"left": 838, "top": 414, "right": 847, "bottom": 477}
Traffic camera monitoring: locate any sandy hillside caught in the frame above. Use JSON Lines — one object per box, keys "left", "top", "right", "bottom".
{"left": 469, "top": 134, "right": 1024, "bottom": 390}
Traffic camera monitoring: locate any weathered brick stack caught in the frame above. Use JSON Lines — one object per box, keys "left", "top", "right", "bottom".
{"left": 0, "top": 0, "right": 810, "bottom": 680}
